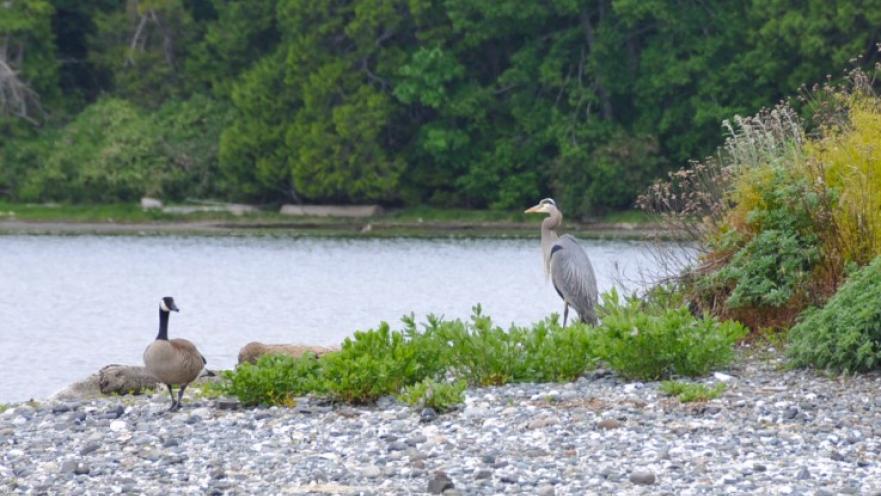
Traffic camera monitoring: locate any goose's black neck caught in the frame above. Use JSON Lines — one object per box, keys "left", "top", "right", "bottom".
{"left": 157, "top": 309, "right": 170, "bottom": 341}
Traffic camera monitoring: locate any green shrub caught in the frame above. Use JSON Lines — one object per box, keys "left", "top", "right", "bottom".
{"left": 699, "top": 167, "right": 822, "bottom": 311}
{"left": 430, "top": 307, "right": 595, "bottom": 386}
{"left": 5, "top": 96, "right": 230, "bottom": 203}
{"left": 398, "top": 378, "right": 467, "bottom": 413}
{"left": 788, "top": 256, "right": 881, "bottom": 372}
{"left": 319, "top": 320, "right": 446, "bottom": 403}
{"left": 221, "top": 353, "right": 324, "bottom": 407}
{"left": 591, "top": 289, "right": 746, "bottom": 380}
{"left": 660, "top": 381, "right": 726, "bottom": 402}
{"left": 514, "top": 317, "right": 596, "bottom": 382}
{"left": 218, "top": 297, "right": 742, "bottom": 407}
{"left": 430, "top": 307, "right": 526, "bottom": 386}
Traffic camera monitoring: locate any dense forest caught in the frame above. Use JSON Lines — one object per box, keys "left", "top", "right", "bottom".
{"left": 1, "top": 0, "right": 879, "bottom": 218}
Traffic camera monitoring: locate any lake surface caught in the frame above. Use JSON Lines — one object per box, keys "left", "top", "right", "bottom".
{"left": 0, "top": 235, "right": 681, "bottom": 402}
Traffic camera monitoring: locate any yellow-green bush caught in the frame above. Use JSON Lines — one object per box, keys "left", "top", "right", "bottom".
{"left": 804, "top": 96, "right": 881, "bottom": 266}
{"left": 644, "top": 74, "right": 881, "bottom": 331}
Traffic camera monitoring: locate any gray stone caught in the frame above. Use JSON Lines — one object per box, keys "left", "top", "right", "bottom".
{"left": 79, "top": 441, "right": 100, "bottom": 455}
{"left": 629, "top": 469, "right": 656, "bottom": 485}
{"left": 60, "top": 460, "right": 79, "bottom": 475}
{"left": 215, "top": 399, "right": 241, "bottom": 410}
{"left": 420, "top": 407, "right": 438, "bottom": 423}
{"left": 427, "top": 471, "right": 454, "bottom": 494}
{"left": 537, "top": 484, "right": 555, "bottom": 496}
{"left": 474, "top": 469, "right": 492, "bottom": 480}
{"left": 597, "top": 418, "right": 622, "bottom": 430}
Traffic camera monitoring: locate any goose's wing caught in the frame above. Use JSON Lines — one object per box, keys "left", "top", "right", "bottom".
{"left": 549, "top": 234, "right": 599, "bottom": 323}
{"left": 170, "top": 338, "right": 207, "bottom": 366}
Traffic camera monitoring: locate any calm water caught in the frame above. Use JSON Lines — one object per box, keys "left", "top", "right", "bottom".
{"left": 0, "top": 235, "right": 674, "bottom": 402}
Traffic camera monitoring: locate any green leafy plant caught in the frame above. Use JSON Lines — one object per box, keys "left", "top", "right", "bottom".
{"left": 660, "top": 381, "right": 726, "bottom": 403}
{"left": 319, "top": 320, "right": 446, "bottom": 403}
{"left": 431, "top": 307, "right": 595, "bottom": 386}
{"left": 221, "top": 353, "right": 324, "bottom": 407}
{"left": 430, "top": 307, "right": 525, "bottom": 387}
{"left": 700, "top": 167, "right": 822, "bottom": 311}
{"left": 397, "top": 378, "right": 467, "bottom": 413}
{"left": 591, "top": 289, "right": 747, "bottom": 380}
{"left": 788, "top": 255, "right": 881, "bottom": 372}
{"left": 513, "top": 317, "right": 597, "bottom": 382}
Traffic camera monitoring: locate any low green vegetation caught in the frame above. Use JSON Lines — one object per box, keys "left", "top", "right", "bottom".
{"left": 221, "top": 354, "right": 324, "bottom": 407}
{"left": 787, "top": 256, "right": 881, "bottom": 373}
{"left": 591, "top": 290, "right": 746, "bottom": 381}
{"left": 320, "top": 320, "right": 447, "bottom": 404}
{"left": 660, "top": 381, "right": 726, "bottom": 403}
{"left": 398, "top": 378, "right": 467, "bottom": 413}
{"left": 429, "top": 308, "right": 596, "bottom": 386}
{"left": 217, "top": 294, "right": 742, "bottom": 407}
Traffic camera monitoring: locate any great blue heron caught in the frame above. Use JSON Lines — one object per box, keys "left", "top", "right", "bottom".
{"left": 525, "top": 198, "right": 598, "bottom": 326}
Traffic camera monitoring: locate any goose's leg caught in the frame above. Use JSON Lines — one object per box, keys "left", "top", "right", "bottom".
{"left": 174, "top": 383, "right": 189, "bottom": 410}
{"left": 165, "top": 384, "right": 178, "bottom": 410}
{"left": 563, "top": 303, "right": 569, "bottom": 328}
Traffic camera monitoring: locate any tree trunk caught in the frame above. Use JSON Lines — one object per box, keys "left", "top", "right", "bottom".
{"left": 580, "top": 6, "right": 614, "bottom": 121}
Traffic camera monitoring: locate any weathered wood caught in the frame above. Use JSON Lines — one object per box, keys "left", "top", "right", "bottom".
{"left": 237, "top": 342, "right": 338, "bottom": 365}
{"left": 98, "top": 364, "right": 158, "bottom": 395}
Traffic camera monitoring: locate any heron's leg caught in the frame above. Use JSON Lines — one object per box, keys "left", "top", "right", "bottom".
{"left": 563, "top": 303, "right": 569, "bottom": 328}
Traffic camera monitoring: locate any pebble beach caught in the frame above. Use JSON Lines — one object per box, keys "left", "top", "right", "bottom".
{"left": 3, "top": 352, "right": 881, "bottom": 495}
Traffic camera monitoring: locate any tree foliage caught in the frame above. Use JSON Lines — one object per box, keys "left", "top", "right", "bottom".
{"left": 2, "top": 1, "right": 880, "bottom": 213}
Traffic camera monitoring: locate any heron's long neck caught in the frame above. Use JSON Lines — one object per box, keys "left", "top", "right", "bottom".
{"left": 157, "top": 310, "right": 170, "bottom": 341}
{"left": 541, "top": 210, "right": 562, "bottom": 274}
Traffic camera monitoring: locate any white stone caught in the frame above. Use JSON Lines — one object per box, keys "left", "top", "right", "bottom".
{"left": 109, "top": 420, "right": 127, "bottom": 432}
{"left": 190, "top": 407, "right": 211, "bottom": 419}
{"left": 463, "top": 406, "right": 488, "bottom": 419}
{"left": 140, "top": 197, "right": 163, "bottom": 209}
{"left": 360, "top": 465, "right": 381, "bottom": 478}
{"left": 714, "top": 372, "right": 734, "bottom": 382}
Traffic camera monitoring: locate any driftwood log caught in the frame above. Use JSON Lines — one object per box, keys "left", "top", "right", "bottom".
{"left": 237, "top": 342, "right": 338, "bottom": 365}
{"left": 98, "top": 364, "right": 158, "bottom": 395}
{"left": 53, "top": 364, "right": 219, "bottom": 400}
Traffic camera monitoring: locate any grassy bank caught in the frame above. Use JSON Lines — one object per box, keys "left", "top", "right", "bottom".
{"left": 0, "top": 202, "right": 666, "bottom": 239}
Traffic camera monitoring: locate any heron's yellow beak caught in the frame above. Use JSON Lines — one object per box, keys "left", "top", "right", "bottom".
{"left": 524, "top": 204, "right": 545, "bottom": 214}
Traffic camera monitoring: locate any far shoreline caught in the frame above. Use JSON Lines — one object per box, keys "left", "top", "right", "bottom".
{"left": 0, "top": 219, "right": 683, "bottom": 240}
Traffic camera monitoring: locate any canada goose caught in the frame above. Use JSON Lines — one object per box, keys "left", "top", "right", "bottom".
{"left": 143, "top": 297, "right": 206, "bottom": 411}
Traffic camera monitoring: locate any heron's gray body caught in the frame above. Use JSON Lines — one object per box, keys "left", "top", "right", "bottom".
{"left": 530, "top": 198, "right": 599, "bottom": 326}
{"left": 549, "top": 234, "right": 598, "bottom": 325}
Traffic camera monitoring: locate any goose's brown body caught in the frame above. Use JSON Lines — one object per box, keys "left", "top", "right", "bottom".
{"left": 145, "top": 297, "right": 204, "bottom": 411}
{"left": 143, "top": 338, "right": 205, "bottom": 386}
